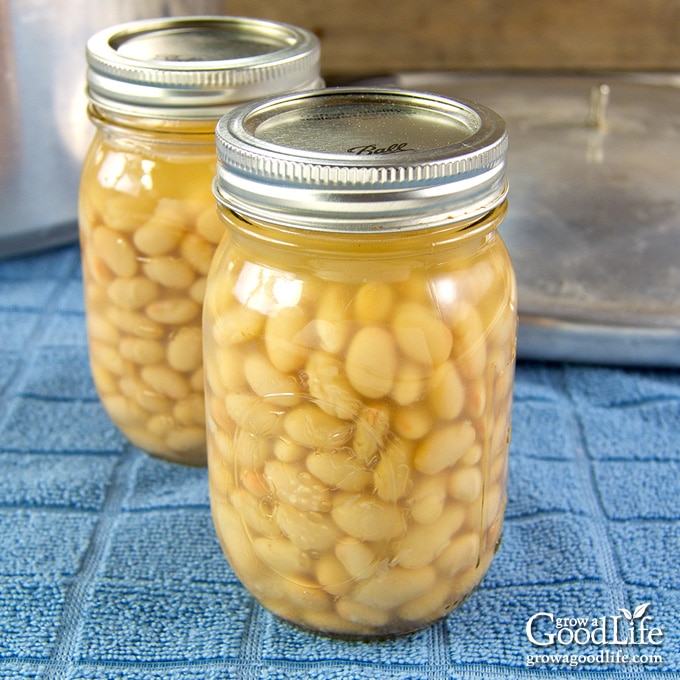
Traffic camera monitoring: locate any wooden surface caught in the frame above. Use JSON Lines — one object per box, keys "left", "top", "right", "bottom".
{"left": 220, "top": 0, "right": 680, "bottom": 78}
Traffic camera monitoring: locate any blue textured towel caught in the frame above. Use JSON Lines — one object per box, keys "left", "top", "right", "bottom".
{"left": 1, "top": 244, "right": 678, "bottom": 679}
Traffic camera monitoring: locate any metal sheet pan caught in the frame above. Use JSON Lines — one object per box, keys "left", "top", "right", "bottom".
{"left": 359, "top": 72, "right": 680, "bottom": 366}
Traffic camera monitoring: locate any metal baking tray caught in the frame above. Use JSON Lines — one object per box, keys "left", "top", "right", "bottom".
{"left": 359, "top": 72, "right": 680, "bottom": 367}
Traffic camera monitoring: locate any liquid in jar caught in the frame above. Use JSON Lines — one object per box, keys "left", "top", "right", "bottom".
{"left": 204, "top": 210, "right": 516, "bottom": 636}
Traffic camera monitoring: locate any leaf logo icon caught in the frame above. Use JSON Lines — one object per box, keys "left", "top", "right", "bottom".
{"left": 633, "top": 603, "right": 650, "bottom": 619}
{"left": 620, "top": 603, "right": 650, "bottom": 623}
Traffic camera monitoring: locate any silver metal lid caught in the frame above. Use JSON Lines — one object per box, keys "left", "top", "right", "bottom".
{"left": 86, "top": 16, "right": 321, "bottom": 119}
{"left": 214, "top": 88, "right": 508, "bottom": 232}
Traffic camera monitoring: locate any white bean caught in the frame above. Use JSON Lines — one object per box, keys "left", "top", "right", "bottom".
{"left": 345, "top": 326, "right": 397, "bottom": 399}
{"left": 146, "top": 297, "right": 200, "bottom": 325}
{"left": 195, "top": 206, "right": 226, "bottom": 245}
{"left": 209, "top": 428, "right": 236, "bottom": 471}
{"left": 98, "top": 194, "right": 153, "bottom": 233}
{"left": 260, "top": 575, "right": 330, "bottom": 616}
{"left": 408, "top": 474, "right": 448, "bottom": 524}
{"left": 283, "top": 403, "right": 353, "bottom": 450}
{"left": 133, "top": 200, "right": 186, "bottom": 256}
{"left": 264, "top": 459, "right": 331, "bottom": 513}
{"left": 244, "top": 353, "right": 301, "bottom": 408}
{"left": 465, "top": 378, "right": 486, "bottom": 419}
{"left": 241, "top": 468, "right": 270, "bottom": 498}
{"left": 231, "top": 488, "right": 281, "bottom": 539}
{"left": 108, "top": 307, "right": 164, "bottom": 339}
{"left": 83, "top": 248, "right": 114, "bottom": 286}
{"left": 390, "top": 360, "right": 425, "bottom": 406}
{"left": 90, "top": 340, "right": 127, "bottom": 376}
{"left": 165, "top": 426, "right": 206, "bottom": 456}
{"left": 189, "top": 276, "right": 207, "bottom": 304}
{"left": 190, "top": 366, "right": 204, "bottom": 393}
{"left": 273, "top": 438, "right": 307, "bottom": 463}
{"left": 232, "top": 429, "right": 270, "bottom": 469}
{"left": 90, "top": 364, "right": 117, "bottom": 394}
{"left": 120, "top": 375, "right": 171, "bottom": 414}
{"left": 143, "top": 255, "right": 196, "bottom": 289}
{"left": 354, "top": 281, "right": 394, "bottom": 322}
{"left": 224, "top": 393, "right": 284, "bottom": 437}
{"left": 306, "top": 351, "right": 361, "bottom": 420}
{"left": 351, "top": 565, "right": 436, "bottom": 610}
{"left": 124, "top": 426, "right": 167, "bottom": 454}
{"left": 313, "top": 283, "right": 352, "bottom": 354}
{"left": 101, "top": 394, "right": 145, "bottom": 426}
{"left": 392, "top": 302, "right": 452, "bottom": 368}
{"left": 315, "top": 553, "right": 353, "bottom": 597}
{"left": 331, "top": 492, "right": 406, "bottom": 542}
{"left": 398, "top": 580, "right": 452, "bottom": 622}
{"left": 414, "top": 421, "right": 476, "bottom": 475}
{"left": 167, "top": 326, "right": 203, "bottom": 373}
{"left": 334, "top": 537, "right": 381, "bottom": 580}
{"left": 392, "top": 404, "right": 433, "bottom": 440}
{"left": 449, "top": 302, "right": 487, "bottom": 379}
{"left": 141, "top": 365, "right": 191, "bottom": 400}
{"left": 448, "top": 466, "right": 483, "bottom": 504}
{"left": 252, "top": 536, "right": 311, "bottom": 579}
{"left": 146, "top": 413, "right": 174, "bottom": 436}
{"left": 460, "top": 443, "right": 482, "bottom": 467}
{"left": 265, "top": 306, "right": 309, "bottom": 373}
{"left": 119, "top": 337, "right": 164, "bottom": 365}
{"left": 336, "top": 598, "right": 391, "bottom": 628}
{"left": 206, "top": 344, "right": 245, "bottom": 395}
{"left": 180, "top": 233, "right": 214, "bottom": 275}
{"left": 373, "top": 437, "right": 412, "bottom": 502}
{"left": 107, "top": 276, "right": 158, "bottom": 310}
{"left": 393, "top": 503, "right": 464, "bottom": 569}
{"left": 91, "top": 226, "right": 139, "bottom": 278}
{"left": 352, "top": 404, "right": 390, "bottom": 463}
{"left": 306, "top": 450, "right": 372, "bottom": 492}
{"left": 212, "top": 502, "right": 265, "bottom": 582}
{"left": 302, "top": 607, "right": 370, "bottom": 636}
{"left": 435, "top": 532, "right": 481, "bottom": 577}
{"left": 173, "top": 393, "right": 206, "bottom": 426}
{"left": 276, "top": 504, "right": 341, "bottom": 552}
{"left": 87, "top": 313, "right": 120, "bottom": 345}
{"left": 212, "top": 305, "right": 265, "bottom": 346}
{"left": 428, "top": 361, "right": 465, "bottom": 420}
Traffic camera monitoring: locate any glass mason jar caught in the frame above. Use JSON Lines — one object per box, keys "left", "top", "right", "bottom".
{"left": 78, "top": 17, "right": 321, "bottom": 465}
{"left": 204, "top": 88, "right": 517, "bottom": 636}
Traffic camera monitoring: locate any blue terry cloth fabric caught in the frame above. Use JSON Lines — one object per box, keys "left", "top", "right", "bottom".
{"left": 0, "top": 244, "right": 678, "bottom": 679}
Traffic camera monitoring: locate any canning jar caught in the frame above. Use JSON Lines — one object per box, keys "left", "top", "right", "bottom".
{"left": 204, "top": 88, "right": 516, "bottom": 636}
{"left": 79, "top": 17, "right": 321, "bottom": 464}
